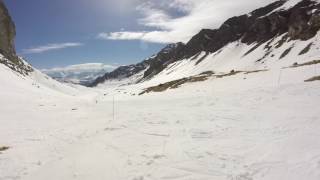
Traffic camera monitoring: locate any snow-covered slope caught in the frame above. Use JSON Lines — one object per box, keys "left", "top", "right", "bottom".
{"left": 96, "top": 32, "right": 320, "bottom": 90}
{"left": 2, "top": 53, "right": 320, "bottom": 180}
{"left": 0, "top": 61, "right": 80, "bottom": 96}
{"left": 142, "top": 33, "right": 320, "bottom": 86}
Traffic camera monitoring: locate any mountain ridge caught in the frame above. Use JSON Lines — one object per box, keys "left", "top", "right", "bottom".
{"left": 90, "top": 0, "right": 320, "bottom": 87}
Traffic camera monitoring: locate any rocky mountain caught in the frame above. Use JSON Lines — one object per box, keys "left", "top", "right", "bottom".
{"left": 91, "top": 0, "right": 320, "bottom": 87}
{"left": 0, "top": 0, "right": 16, "bottom": 58}
{"left": 0, "top": 1, "right": 32, "bottom": 75}
{"left": 42, "top": 63, "right": 116, "bottom": 86}
{"left": 90, "top": 42, "right": 185, "bottom": 86}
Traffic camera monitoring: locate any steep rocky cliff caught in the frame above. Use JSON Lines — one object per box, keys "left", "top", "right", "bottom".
{"left": 91, "top": 0, "right": 320, "bottom": 87}
{"left": 0, "top": 0, "right": 32, "bottom": 75}
{"left": 0, "top": 0, "right": 15, "bottom": 57}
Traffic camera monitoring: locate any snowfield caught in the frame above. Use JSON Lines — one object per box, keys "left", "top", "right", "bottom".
{"left": 1, "top": 51, "right": 320, "bottom": 180}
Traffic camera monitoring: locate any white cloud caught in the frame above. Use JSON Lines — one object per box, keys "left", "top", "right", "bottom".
{"left": 42, "top": 63, "right": 118, "bottom": 73}
{"left": 41, "top": 63, "right": 118, "bottom": 84}
{"left": 22, "top": 42, "right": 83, "bottom": 54}
{"left": 99, "top": 0, "right": 278, "bottom": 44}
{"left": 98, "top": 31, "right": 147, "bottom": 41}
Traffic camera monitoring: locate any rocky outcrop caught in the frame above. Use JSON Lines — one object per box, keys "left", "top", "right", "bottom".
{"left": 91, "top": 0, "right": 320, "bottom": 87}
{"left": 0, "top": 0, "right": 32, "bottom": 75}
{"left": 142, "top": 42, "right": 185, "bottom": 79}
{"left": 0, "top": 1, "right": 16, "bottom": 58}
{"left": 288, "top": 0, "right": 320, "bottom": 40}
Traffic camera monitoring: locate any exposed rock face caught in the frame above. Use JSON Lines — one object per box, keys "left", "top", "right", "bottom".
{"left": 0, "top": 0, "right": 16, "bottom": 58}
{"left": 91, "top": 0, "right": 320, "bottom": 87}
{"left": 143, "top": 42, "right": 185, "bottom": 79}
{"left": 183, "top": 0, "right": 320, "bottom": 56}
{"left": 182, "top": 29, "right": 217, "bottom": 58}
{"left": 0, "top": 0, "right": 32, "bottom": 74}
{"left": 288, "top": 0, "right": 320, "bottom": 40}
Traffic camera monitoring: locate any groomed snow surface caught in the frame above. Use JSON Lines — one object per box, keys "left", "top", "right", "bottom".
{"left": 1, "top": 36, "right": 320, "bottom": 180}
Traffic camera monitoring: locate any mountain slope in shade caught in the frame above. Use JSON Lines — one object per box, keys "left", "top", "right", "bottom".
{"left": 42, "top": 63, "right": 117, "bottom": 86}
{"left": 91, "top": 0, "right": 320, "bottom": 87}
{"left": 0, "top": 1, "right": 32, "bottom": 75}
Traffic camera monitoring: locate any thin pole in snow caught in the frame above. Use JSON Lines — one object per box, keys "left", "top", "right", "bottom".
{"left": 112, "top": 95, "right": 115, "bottom": 122}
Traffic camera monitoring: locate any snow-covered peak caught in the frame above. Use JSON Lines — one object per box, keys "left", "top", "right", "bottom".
{"left": 42, "top": 63, "right": 118, "bottom": 86}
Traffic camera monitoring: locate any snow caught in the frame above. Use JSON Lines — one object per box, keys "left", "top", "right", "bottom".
{"left": 1, "top": 28, "right": 320, "bottom": 180}
{"left": 279, "top": 0, "right": 305, "bottom": 9}
{"left": 104, "top": 31, "right": 319, "bottom": 89}
{"left": 270, "top": 0, "right": 320, "bottom": 14}
{"left": 1, "top": 47, "right": 320, "bottom": 180}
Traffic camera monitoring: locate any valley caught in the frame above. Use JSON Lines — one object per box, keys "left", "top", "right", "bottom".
{"left": 1, "top": 60, "right": 320, "bottom": 180}
{"left": 1, "top": 0, "right": 320, "bottom": 180}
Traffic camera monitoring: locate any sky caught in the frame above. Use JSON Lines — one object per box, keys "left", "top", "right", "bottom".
{"left": 4, "top": 0, "right": 277, "bottom": 69}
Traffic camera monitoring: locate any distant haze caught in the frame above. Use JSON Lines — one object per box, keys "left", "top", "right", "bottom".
{"left": 42, "top": 63, "right": 118, "bottom": 85}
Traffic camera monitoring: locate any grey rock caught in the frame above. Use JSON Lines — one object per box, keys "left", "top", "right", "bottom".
{"left": 0, "top": 0, "right": 16, "bottom": 58}
{"left": 0, "top": 0, "right": 32, "bottom": 75}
